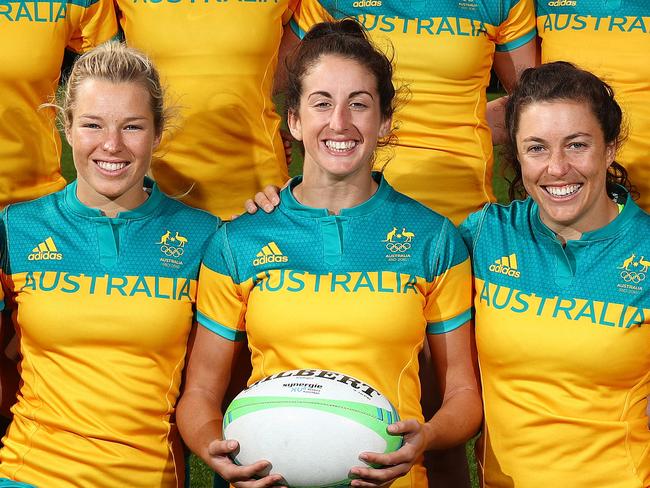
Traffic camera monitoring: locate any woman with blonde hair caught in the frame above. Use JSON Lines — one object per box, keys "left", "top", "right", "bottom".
{"left": 0, "top": 42, "right": 219, "bottom": 488}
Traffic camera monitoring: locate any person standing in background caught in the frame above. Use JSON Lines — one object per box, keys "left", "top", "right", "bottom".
{"left": 0, "top": 0, "right": 116, "bottom": 207}
{"left": 115, "top": 0, "right": 299, "bottom": 219}
{"left": 537, "top": 1, "right": 650, "bottom": 209}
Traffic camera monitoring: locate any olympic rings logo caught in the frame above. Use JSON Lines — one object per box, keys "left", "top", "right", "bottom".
{"left": 386, "top": 242, "right": 411, "bottom": 253}
{"left": 620, "top": 270, "right": 646, "bottom": 283}
{"left": 161, "top": 245, "right": 185, "bottom": 258}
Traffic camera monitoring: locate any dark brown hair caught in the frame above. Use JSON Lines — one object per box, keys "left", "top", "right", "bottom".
{"left": 503, "top": 61, "right": 632, "bottom": 201}
{"left": 285, "top": 19, "right": 397, "bottom": 147}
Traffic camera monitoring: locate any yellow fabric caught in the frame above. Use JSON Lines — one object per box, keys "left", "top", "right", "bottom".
{"left": 292, "top": 1, "right": 536, "bottom": 223}
{"left": 460, "top": 197, "right": 650, "bottom": 487}
{"left": 538, "top": 12, "right": 650, "bottom": 211}
{"left": 0, "top": 0, "right": 116, "bottom": 206}
{"left": 117, "top": 0, "right": 298, "bottom": 218}
{"left": 0, "top": 183, "right": 220, "bottom": 487}
{"left": 197, "top": 179, "right": 473, "bottom": 487}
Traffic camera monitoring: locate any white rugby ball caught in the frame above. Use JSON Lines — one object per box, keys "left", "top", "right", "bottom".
{"left": 223, "top": 369, "right": 402, "bottom": 487}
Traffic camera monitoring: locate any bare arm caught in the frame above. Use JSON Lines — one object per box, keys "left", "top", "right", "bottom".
{"left": 177, "top": 326, "right": 283, "bottom": 486}
{"left": 1, "top": 314, "right": 19, "bottom": 417}
{"left": 350, "top": 323, "right": 482, "bottom": 487}
{"left": 421, "top": 322, "right": 482, "bottom": 449}
{"left": 488, "top": 38, "right": 538, "bottom": 145}
{"left": 273, "top": 27, "right": 300, "bottom": 96}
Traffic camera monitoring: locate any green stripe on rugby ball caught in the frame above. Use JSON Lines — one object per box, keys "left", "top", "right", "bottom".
{"left": 224, "top": 396, "right": 402, "bottom": 453}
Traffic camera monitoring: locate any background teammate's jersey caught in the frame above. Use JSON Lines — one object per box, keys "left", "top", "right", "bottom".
{"left": 460, "top": 196, "right": 650, "bottom": 487}
{"left": 0, "top": 0, "right": 116, "bottom": 207}
{"left": 198, "top": 175, "right": 472, "bottom": 487}
{"left": 537, "top": 1, "right": 650, "bottom": 210}
{"left": 291, "top": 0, "right": 536, "bottom": 224}
{"left": 116, "top": 0, "right": 297, "bottom": 218}
{"left": 0, "top": 182, "right": 219, "bottom": 488}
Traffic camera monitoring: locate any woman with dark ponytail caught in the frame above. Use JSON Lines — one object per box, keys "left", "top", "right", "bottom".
{"left": 178, "top": 19, "right": 482, "bottom": 488}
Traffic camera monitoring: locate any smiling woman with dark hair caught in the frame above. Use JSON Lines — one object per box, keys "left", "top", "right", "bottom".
{"left": 460, "top": 61, "right": 650, "bottom": 487}
{"left": 178, "top": 19, "right": 482, "bottom": 488}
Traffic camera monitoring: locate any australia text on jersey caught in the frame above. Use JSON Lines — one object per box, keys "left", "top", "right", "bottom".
{"left": 253, "top": 269, "right": 421, "bottom": 294}
{"left": 540, "top": 14, "right": 650, "bottom": 33}
{"left": 356, "top": 15, "right": 490, "bottom": 36}
{"left": 0, "top": 0, "right": 67, "bottom": 23}
{"left": 478, "top": 279, "right": 647, "bottom": 329}
{"left": 17, "top": 271, "right": 194, "bottom": 301}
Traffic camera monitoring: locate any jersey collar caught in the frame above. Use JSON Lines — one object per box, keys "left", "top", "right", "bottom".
{"left": 531, "top": 186, "right": 642, "bottom": 242}
{"left": 64, "top": 178, "right": 163, "bottom": 219}
{"left": 280, "top": 172, "right": 390, "bottom": 218}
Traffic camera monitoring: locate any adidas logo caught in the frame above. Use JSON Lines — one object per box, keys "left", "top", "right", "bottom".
{"left": 28, "top": 237, "right": 63, "bottom": 261}
{"left": 547, "top": 0, "right": 576, "bottom": 5}
{"left": 352, "top": 0, "right": 382, "bottom": 6}
{"left": 488, "top": 253, "right": 520, "bottom": 278}
{"left": 253, "top": 241, "right": 288, "bottom": 266}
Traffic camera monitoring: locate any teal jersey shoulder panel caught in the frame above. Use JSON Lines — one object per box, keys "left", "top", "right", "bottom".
{"left": 206, "top": 175, "right": 468, "bottom": 285}
{"left": 469, "top": 195, "right": 650, "bottom": 322}
{"left": 536, "top": 0, "right": 649, "bottom": 20}
{"left": 315, "top": 0, "right": 517, "bottom": 25}
{"left": 3, "top": 182, "right": 220, "bottom": 279}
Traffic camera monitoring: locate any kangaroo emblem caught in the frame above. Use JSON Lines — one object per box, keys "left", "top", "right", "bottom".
{"left": 157, "top": 230, "right": 172, "bottom": 245}
{"left": 383, "top": 227, "right": 398, "bottom": 242}
{"left": 638, "top": 256, "right": 650, "bottom": 273}
{"left": 174, "top": 231, "right": 188, "bottom": 247}
{"left": 401, "top": 228, "right": 415, "bottom": 242}
{"left": 619, "top": 253, "right": 636, "bottom": 270}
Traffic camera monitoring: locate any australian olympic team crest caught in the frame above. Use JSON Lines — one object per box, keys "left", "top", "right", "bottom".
{"left": 157, "top": 230, "right": 188, "bottom": 269}
{"left": 382, "top": 226, "right": 414, "bottom": 262}
{"left": 616, "top": 253, "right": 648, "bottom": 294}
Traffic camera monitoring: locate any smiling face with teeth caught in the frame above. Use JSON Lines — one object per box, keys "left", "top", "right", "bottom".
{"left": 288, "top": 54, "right": 391, "bottom": 190}
{"left": 65, "top": 79, "right": 161, "bottom": 216}
{"left": 516, "top": 100, "right": 618, "bottom": 241}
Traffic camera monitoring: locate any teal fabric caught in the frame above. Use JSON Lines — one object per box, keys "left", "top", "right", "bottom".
{"left": 200, "top": 173, "right": 471, "bottom": 335}
{"left": 459, "top": 190, "right": 650, "bottom": 327}
{"left": 291, "top": 0, "right": 536, "bottom": 46}
{"left": 537, "top": 0, "right": 649, "bottom": 18}
{"left": 0, "top": 181, "right": 220, "bottom": 308}
{"left": 0, "top": 479, "right": 37, "bottom": 488}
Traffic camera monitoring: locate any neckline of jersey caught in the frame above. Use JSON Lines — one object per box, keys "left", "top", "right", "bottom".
{"left": 279, "top": 172, "right": 389, "bottom": 218}
{"left": 530, "top": 187, "right": 640, "bottom": 243}
{"left": 63, "top": 178, "right": 163, "bottom": 220}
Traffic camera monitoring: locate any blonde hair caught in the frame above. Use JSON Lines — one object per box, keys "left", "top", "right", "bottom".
{"left": 62, "top": 41, "right": 170, "bottom": 136}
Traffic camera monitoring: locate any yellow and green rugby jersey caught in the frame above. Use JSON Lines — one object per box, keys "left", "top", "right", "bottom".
{"left": 459, "top": 194, "right": 650, "bottom": 488}
{"left": 0, "top": 181, "right": 219, "bottom": 488}
{"left": 116, "top": 0, "right": 298, "bottom": 219}
{"left": 198, "top": 174, "right": 472, "bottom": 488}
{"left": 0, "top": 0, "right": 116, "bottom": 207}
{"left": 537, "top": 1, "right": 650, "bottom": 211}
{"left": 291, "top": 0, "right": 536, "bottom": 224}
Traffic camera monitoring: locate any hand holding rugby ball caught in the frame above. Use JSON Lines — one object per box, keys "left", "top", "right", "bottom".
{"left": 223, "top": 369, "right": 403, "bottom": 487}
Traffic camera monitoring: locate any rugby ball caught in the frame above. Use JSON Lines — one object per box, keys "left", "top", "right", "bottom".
{"left": 223, "top": 369, "right": 402, "bottom": 487}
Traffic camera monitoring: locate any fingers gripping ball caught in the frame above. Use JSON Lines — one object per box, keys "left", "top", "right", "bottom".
{"left": 223, "top": 369, "right": 403, "bottom": 487}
